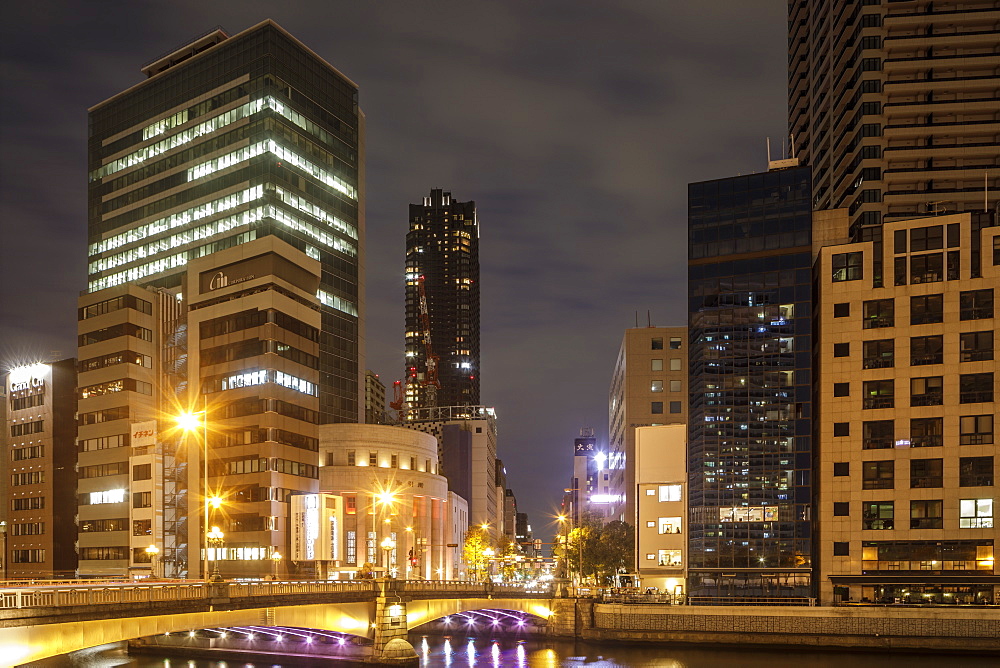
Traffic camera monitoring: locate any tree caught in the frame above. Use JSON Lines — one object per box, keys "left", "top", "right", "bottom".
{"left": 462, "top": 525, "right": 494, "bottom": 581}
{"left": 557, "top": 514, "right": 634, "bottom": 585}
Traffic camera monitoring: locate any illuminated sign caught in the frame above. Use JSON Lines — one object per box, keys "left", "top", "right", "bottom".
{"left": 292, "top": 494, "right": 343, "bottom": 561}
{"left": 8, "top": 363, "right": 48, "bottom": 394}
{"left": 90, "top": 489, "right": 126, "bottom": 505}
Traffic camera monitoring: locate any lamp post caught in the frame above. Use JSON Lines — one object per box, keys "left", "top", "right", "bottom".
{"left": 0, "top": 521, "right": 7, "bottom": 581}
{"left": 380, "top": 536, "right": 396, "bottom": 577}
{"left": 145, "top": 544, "right": 160, "bottom": 579}
{"left": 482, "top": 547, "right": 495, "bottom": 582}
{"left": 207, "top": 526, "right": 225, "bottom": 582}
{"left": 271, "top": 551, "right": 282, "bottom": 580}
{"left": 175, "top": 400, "right": 214, "bottom": 580}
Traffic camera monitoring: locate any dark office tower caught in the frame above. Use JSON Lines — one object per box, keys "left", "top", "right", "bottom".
{"left": 404, "top": 189, "right": 480, "bottom": 409}
{"left": 687, "top": 165, "right": 814, "bottom": 601}
{"left": 87, "top": 21, "right": 364, "bottom": 424}
{"left": 788, "top": 0, "right": 1000, "bottom": 242}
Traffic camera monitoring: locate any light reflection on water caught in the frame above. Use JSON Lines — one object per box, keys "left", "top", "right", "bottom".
{"left": 27, "top": 636, "right": 1000, "bottom": 668}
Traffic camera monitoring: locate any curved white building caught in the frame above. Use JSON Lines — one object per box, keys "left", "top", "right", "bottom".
{"left": 319, "top": 424, "right": 467, "bottom": 579}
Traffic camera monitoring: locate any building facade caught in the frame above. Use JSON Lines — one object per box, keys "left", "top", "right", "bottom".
{"left": 87, "top": 20, "right": 364, "bottom": 424}
{"left": 687, "top": 165, "right": 814, "bottom": 600}
{"left": 788, "top": 0, "right": 1000, "bottom": 240}
{"left": 608, "top": 327, "right": 687, "bottom": 525}
{"left": 77, "top": 21, "right": 363, "bottom": 578}
{"left": 635, "top": 425, "right": 687, "bottom": 599}
{"left": 816, "top": 209, "right": 998, "bottom": 605}
{"left": 2, "top": 360, "right": 77, "bottom": 578}
{"left": 402, "top": 405, "right": 498, "bottom": 537}
{"left": 404, "top": 189, "right": 480, "bottom": 409}
{"left": 365, "top": 370, "right": 386, "bottom": 424}
{"left": 319, "top": 423, "right": 467, "bottom": 579}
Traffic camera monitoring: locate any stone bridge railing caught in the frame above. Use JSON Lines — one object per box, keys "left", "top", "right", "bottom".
{"left": 0, "top": 579, "right": 552, "bottom": 613}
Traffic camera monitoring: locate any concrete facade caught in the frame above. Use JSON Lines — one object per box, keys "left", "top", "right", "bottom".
{"left": 815, "top": 210, "right": 999, "bottom": 605}
{"left": 788, "top": 0, "right": 1000, "bottom": 238}
{"left": 1, "top": 360, "right": 77, "bottom": 578}
{"left": 608, "top": 327, "right": 687, "bottom": 525}
{"left": 319, "top": 423, "right": 467, "bottom": 579}
{"left": 634, "top": 425, "right": 687, "bottom": 596}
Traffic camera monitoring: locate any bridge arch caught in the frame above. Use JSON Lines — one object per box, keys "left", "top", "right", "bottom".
{"left": 404, "top": 597, "right": 556, "bottom": 631}
{"left": 0, "top": 600, "right": 375, "bottom": 665}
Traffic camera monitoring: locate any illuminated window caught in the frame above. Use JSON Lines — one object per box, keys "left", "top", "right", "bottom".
{"left": 651, "top": 359, "right": 663, "bottom": 371}
{"left": 658, "top": 517, "right": 682, "bottom": 534}
{"left": 657, "top": 550, "right": 682, "bottom": 567}
{"left": 658, "top": 484, "right": 681, "bottom": 502}
{"left": 959, "top": 499, "right": 993, "bottom": 528}
{"left": 651, "top": 380, "right": 663, "bottom": 392}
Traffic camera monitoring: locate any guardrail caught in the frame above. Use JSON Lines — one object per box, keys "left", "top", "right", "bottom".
{"left": 686, "top": 596, "right": 817, "bottom": 606}
{"left": 0, "top": 579, "right": 552, "bottom": 610}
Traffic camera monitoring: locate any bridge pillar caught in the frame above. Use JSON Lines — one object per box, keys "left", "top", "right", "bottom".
{"left": 373, "top": 579, "right": 418, "bottom": 665}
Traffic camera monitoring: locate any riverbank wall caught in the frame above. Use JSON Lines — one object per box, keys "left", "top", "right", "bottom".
{"left": 542, "top": 599, "right": 1000, "bottom": 654}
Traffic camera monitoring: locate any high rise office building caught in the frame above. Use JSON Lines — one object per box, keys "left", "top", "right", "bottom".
{"left": 788, "top": 0, "right": 1000, "bottom": 242}
{"left": 404, "top": 189, "right": 480, "bottom": 409}
{"left": 87, "top": 20, "right": 364, "bottom": 424}
{"left": 687, "top": 165, "right": 814, "bottom": 600}
{"left": 78, "top": 21, "right": 362, "bottom": 578}
{"left": 2, "top": 360, "right": 78, "bottom": 578}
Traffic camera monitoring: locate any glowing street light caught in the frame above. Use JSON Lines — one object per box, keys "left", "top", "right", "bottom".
{"left": 381, "top": 536, "right": 396, "bottom": 577}
{"left": 175, "top": 403, "right": 214, "bottom": 580}
{"left": 145, "top": 544, "right": 160, "bottom": 579}
{"left": 207, "top": 526, "right": 225, "bottom": 582}
{"left": 271, "top": 551, "right": 283, "bottom": 580}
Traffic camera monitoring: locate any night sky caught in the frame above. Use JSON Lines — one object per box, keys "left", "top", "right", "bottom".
{"left": 0, "top": 1, "right": 786, "bottom": 540}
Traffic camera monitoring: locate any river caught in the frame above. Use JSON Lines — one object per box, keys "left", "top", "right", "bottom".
{"left": 30, "top": 635, "right": 997, "bottom": 667}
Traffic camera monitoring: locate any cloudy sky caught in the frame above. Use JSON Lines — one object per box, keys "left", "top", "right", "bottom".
{"left": 0, "top": 1, "right": 787, "bottom": 538}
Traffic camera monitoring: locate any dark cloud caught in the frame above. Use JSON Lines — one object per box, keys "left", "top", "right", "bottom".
{"left": 0, "top": 0, "right": 786, "bottom": 539}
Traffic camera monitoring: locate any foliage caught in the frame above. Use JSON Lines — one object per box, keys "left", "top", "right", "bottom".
{"left": 462, "top": 525, "right": 494, "bottom": 581}
{"left": 557, "top": 513, "right": 634, "bottom": 584}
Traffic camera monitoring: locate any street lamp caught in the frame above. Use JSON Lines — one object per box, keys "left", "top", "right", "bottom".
{"left": 0, "top": 521, "right": 7, "bottom": 580}
{"left": 175, "top": 402, "right": 213, "bottom": 580}
{"left": 145, "top": 544, "right": 160, "bottom": 579}
{"left": 483, "top": 547, "right": 495, "bottom": 582}
{"left": 207, "top": 526, "right": 225, "bottom": 582}
{"left": 380, "top": 536, "right": 396, "bottom": 577}
{"left": 271, "top": 551, "right": 282, "bottom": 580}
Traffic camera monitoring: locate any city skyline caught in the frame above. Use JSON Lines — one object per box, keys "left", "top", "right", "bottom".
{"left": 1, "top": 1, "right": 788, "bottom": 533}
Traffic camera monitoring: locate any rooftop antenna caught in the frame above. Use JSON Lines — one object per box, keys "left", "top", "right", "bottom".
{"left": 634, "top": 311, "right": 639, "bottom": 328}
{"left": 790, "top": 133, "right": 797, "bottom": 159}
{"left": 647, "top": 310, "right": 652, "bottom": 327}
{"left": 766, "top": 136, "right": 772, "bottom": 165}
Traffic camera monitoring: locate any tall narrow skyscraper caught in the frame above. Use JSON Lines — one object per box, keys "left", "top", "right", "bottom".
{"left": 788, "top": 0, "right": 999, "bottom": 241}
{"left": 404, "top": 189, "right": 480, "bottom": 409}
{"left": 687, "top": 164, "right": 814, "bottom": 600}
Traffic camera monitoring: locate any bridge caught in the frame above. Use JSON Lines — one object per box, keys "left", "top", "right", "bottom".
{"left": 0, "top": 579, "right": 559, "bottom": 665}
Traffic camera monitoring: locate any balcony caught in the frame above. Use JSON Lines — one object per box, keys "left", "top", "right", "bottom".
{"left": 910, "top": 354, "right": 943, "bottom": 366}
{"left": 863, "top": 317, "right": 894, "bottom": 329}
{"left": 863, "top": 438, "right": 894, "bottom": 450}
{"left": 864, "top": 396, "right": 895, "bottom": 409}
{"left": 911, "top": 435, "right": 943, "bottom": 448}
{"left": 863, "top": 357, "right": 894, "bottom": 369}
{"left": 960, "top": 391, "right": 994, "bottom": 404}
{"left": 911, "top": 394, "right": 944, "bottom": 407}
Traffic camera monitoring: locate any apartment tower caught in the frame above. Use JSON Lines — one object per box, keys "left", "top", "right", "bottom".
{"left": 404, "top": 189, "right": 480, "bottom": 410}
{"left": 687, "top": 165, "right": 814, "bottom": 600}
{"left": 78, "top": 21, "right": 363, "bottom": 578}
{"left": 788, "top": 0, "right": 1000, "bottom": 242}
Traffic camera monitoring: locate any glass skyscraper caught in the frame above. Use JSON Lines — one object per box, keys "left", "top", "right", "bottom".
{"left": 87, "top": 21, "right": 363, "bottom": 423}
{"left": 687, "top": 165, "right": 814, "bottom": 600}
